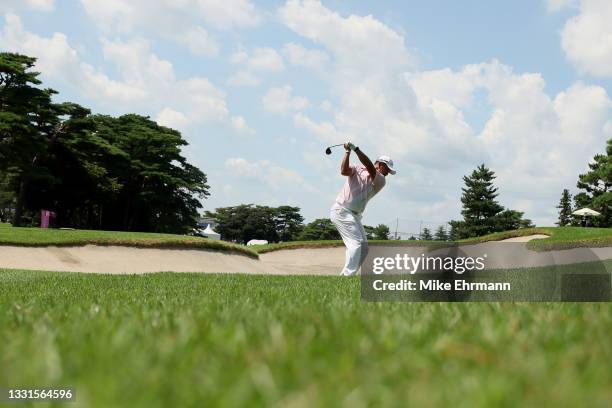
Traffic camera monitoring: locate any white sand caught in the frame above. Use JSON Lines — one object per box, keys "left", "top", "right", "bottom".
{"left": 1, "top": 237, "right": 610, "bottom": 275}
{"left": 499, "top": 234, "right": 549, "bottom": 242}
{"left": 0, "top": 245, "right": 346, "bottom": 275}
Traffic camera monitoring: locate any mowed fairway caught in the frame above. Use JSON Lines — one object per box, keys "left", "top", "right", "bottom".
{"left": 1, "top": 270, "right": 611, "bottom": 407}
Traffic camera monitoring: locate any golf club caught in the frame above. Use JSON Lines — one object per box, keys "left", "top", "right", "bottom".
{"left": 325, "top": 143, "right": 346, "bottom": 155}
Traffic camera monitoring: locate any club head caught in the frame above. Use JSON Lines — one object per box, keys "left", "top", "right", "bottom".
{"left": 325, "top": 147, "right": 332, "bottom": 155}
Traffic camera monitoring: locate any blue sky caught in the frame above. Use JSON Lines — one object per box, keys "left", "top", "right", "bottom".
{"left": 2, "top": 0, "right": 611, "bottom": 236}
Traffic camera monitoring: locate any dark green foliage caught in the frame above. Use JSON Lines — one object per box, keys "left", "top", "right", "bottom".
{"left": 364, "top": 224, "right": 390, "bottom": 240}
{"left": 0, "top": 52, "right": 209, "bottom": 233}
{"left": 274, "top": 205, "right": 305, "bottom": 241}
{"left": 434, "top": 225, "right": 448, "bottom": 241}
{"left": 574, "top": 139, "right": 612, "bottom": 227}
{"left": 420, "top": 227, "right": 433, "bottom": 240}
{"left": 298, "top": 218, "right": 341, "bottom": 240}
{"left": 0, "top": 53, "right": 58, "bottom": 225}
{"left": 450, "top": 164, "right": 533, "bottom": 238}
{"left": 556, "top": 189, "right": 573, "bottom": 227}
{"left": 206, "top": 205, "right": 304, "bottom": 243}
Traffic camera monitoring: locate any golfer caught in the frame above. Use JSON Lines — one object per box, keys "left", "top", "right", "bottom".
{"left": 330, "top": 143, "right": 395, "bottom": 276}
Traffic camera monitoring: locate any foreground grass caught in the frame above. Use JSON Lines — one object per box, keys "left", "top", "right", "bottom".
{"left": 0, "top": 223, "right": 257, "bottom": 258}
{"left": 1, "top": 270, "right": 611, "bottom": 407}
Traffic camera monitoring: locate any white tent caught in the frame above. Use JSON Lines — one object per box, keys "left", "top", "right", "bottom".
{"left": 202, "top": 225, "right": 221, "bottom": 240}
{"left": 572, "top": 208, "right": 601, "bottom": 217}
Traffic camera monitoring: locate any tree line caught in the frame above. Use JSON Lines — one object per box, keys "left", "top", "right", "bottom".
{"left": 0, "top": 53, "right": 209, "bottom": 233}
{"left": 205, "top": 204, "right": 391, "bottom": 244}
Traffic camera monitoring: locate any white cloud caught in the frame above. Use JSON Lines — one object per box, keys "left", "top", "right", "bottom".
{"left": 0, "top": 0, "right": 54, "bottom": 12}
{"left": 224, "top": 157, "right": 317, "bottom": 192}
{"left": 229, "top": 49, "right": 248, "bottom": 63}
{"left": 293, "top": 112, "right": 350, "bottom": 144}
{"left": 193, "top": 0, "right": 261, "bottom": 29}
{"left": 172, "top": 26, "right": 219, "bottom": 57}
{"left": 230, "top": 116, "right": 256, "bottom": 135}
{"left": 279, "top": 0, "right": 413, "bottom": 82}
{"left": 79, "top": 0, "right": 259, "bottom": 56}
{"left": 248, "top": 47, "right": 285, "bottom": 72}
{"left": 546, "top": 0, "right": 578, "bottom": 12}
{"left": 227, "top": 70, "right": 261, "bottom": 86}
{"left": 0, "top": 14, "right": 252, "bottom": 135}
{"left": 320, "top": 100, "right": 333, "bottom": 112}
{"left": 80, "top": 0, "right": 260, "bottom": 31}
{"left": 0, "top": 13, "right": 145, "bottom": 102}
{"left": 262, "top": 86, "right": 309, "bottom": 114}
{"left": 156, "top": 107, "right": 189, "bottom": 131}
{"left": 282, "top": 42, "right": 329, "bottom": 70}
{"left": 559, "top": 0, "right": 612, "bottom": 77}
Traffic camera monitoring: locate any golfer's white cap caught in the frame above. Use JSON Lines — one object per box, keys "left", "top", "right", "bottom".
{"left": 375, "top": 155, "right": 396, "bottom": 175}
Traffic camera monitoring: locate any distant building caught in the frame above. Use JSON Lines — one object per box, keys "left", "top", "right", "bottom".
{"left": 197, "top": 217, "right": 217, "bottom": 230}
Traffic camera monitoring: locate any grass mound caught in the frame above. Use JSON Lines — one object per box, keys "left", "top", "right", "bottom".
{"left": 1, "top": 269, "right": 610, "bottom": 407}
{"left": 460, "top": 227, "right": 612, "bottom": 250}
{"left": 0, "top": 223, "right": 258, "bottom": 258}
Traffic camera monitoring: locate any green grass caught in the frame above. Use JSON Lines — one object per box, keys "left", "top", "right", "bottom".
{"left": 1, "top": 270, "right": 611, "bottom": 407}
{"left": 256, "top": 227, "right": 612, "bottom": 253}
{"left": 460, "top": 227, "right": 612, "bottom": 251}
{"left": 0, "top": 223, "right": 258, "bottom": 258}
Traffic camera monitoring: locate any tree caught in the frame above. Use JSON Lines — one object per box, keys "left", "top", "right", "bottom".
{"left": 372, "top": 224, "right": 390, "bottom": 240}
{"left": 0, "top": 171, "right": 14, "bottom": 223}
{"left": 274, "top": 206, "right": 304, "bottom": 241}
{"left": 364, "top": 224, "right": 390, "bottom": 240}
{"left": 207, "top": 205, "right": 306, "bottom": 243}
{"left": 574, "top": 139, "right": 612, "bottom": 227}
{"left": 421, "top": 227, "right": 433, "bottom": 240}
{"left": 447, "top": 222, "right": 458, "bottom": 241}
{"left": 556, "top": 189, "right": 573, "bottom": 227}
{"left": 0, "top": 53, "right": 59, "bottom": 226}
{"left": 456, "top": 164, "right": 504, "bottom": 238}
{"left": 89, "top": 114, "right": 209, "bottom": 233}
{"left": 493, "top": 209, "right": 534, "bottom": 231}
{"left": 298, "top": 218, "right": 341, "bottom": 240}
{"left": 0, "top": 53, "right": 210, "bottom": 232}
{"left": 450, "top": 164, "right": 533, "bottom": 238}
{"left": 434, "top": 225, "right": 448, "bottom": 241}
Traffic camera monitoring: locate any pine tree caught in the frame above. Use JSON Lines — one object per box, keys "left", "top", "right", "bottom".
{"left": 434, "top": 225, "right": 448, "bottom": 241}
{"left": 458, "top": 164, "right": 504, "bottom": 237}
{"left": 556, "top": 189, "right": 573, "bottom": 226}
{"left": 421, "top": 227, "right": 433, "bottom": 240}
{"left": 574, "top": 139, "right": 612, "bottom": 227}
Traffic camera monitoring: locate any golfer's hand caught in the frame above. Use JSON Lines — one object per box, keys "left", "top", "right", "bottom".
{"left": 344, "top": 142, "right": 356, "bottom": 151}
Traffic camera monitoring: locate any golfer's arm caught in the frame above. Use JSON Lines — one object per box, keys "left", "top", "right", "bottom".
{"left": 355, "top": 148, "right": 376, "bottom": 179}
{"left": 340, "top": 151, "right": 352, "bottom": 176}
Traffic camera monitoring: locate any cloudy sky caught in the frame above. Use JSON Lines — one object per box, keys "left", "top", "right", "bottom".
{"left": 2, "top": 0, "right": 611, "bottom": 236}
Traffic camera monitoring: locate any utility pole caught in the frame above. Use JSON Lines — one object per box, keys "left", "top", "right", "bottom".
{"left": 394, "top": 217, "right": 398, "bottom": 240}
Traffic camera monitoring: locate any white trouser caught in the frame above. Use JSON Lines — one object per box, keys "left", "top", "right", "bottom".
{"left": 330, "top": 203, "right": 368, "bottom": 276}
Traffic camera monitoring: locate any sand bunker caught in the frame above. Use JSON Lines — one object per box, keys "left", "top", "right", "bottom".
{"left": 0, "top": 245, "right": 345, "bottom": 275}
{"left": 500, "top": 234, "right": 549, "bottom": 242}
{"left": 0, "top": 237, "right": 610, "bottom": 275}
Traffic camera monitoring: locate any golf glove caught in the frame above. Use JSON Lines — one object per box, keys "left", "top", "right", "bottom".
{"left": 346, "top": 142, "right": 356, "bottom": 151}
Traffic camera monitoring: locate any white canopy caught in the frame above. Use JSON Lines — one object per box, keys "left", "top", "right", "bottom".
{"left": 203, "top": 225, "right": 221, "bottom": 240}
{"left": 572, "top": 208, "right": 601, "bottom": 217}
